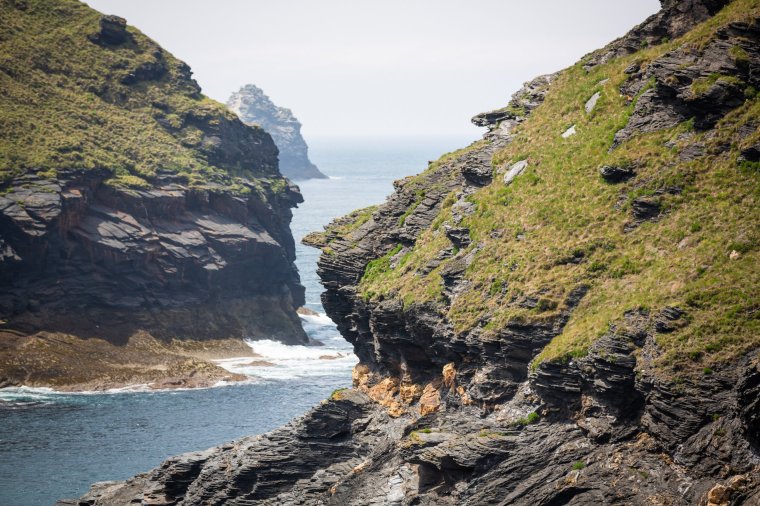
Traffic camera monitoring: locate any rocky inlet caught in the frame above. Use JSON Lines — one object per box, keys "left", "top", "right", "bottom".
{"left": 66, "top": 0, "right": 760, "bottom": 504}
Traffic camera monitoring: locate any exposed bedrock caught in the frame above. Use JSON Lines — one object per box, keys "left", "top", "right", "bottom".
{"left": 66, "top": 0, "right": 760, "bottom": 504}
{"left": 614, "top": 16, "right": 760, "bottom": 145}
{"left": 0, "top": 168, "right": 307, "bottom": 345}
{"left": 228, "top": 84, "right": 327, "bottom": 180}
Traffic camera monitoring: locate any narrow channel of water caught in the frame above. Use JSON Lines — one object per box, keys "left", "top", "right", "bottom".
{"left": 0, "top": 135, "right": 472, "bottom": 506}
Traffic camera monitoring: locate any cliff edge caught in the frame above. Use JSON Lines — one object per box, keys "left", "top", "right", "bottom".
{"left": 68, "top": 0, "right": 760, "bottom": 503}
{"left": 0, "top": 0, "right": 308, "bottom": 390}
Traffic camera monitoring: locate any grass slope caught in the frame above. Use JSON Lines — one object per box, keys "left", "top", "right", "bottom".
{"left": 358, "top": 0, "right": 760, "bottom": 375}
{"left": 0, "top": 0, "right": 277, "bottom": 191}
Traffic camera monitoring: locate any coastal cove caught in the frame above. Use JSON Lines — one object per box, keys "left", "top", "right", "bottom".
{"left": 0, "top": 136, "right": 471, "bottom": 506}
{"left": 4, "top": 0, "right": 760, "bottom": 503}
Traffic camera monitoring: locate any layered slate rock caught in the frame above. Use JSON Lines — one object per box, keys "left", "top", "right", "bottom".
{"left": 614, "top": 17, "right": 760, "bottom": 144}
{"left": 0, "top": 169, "right": 306, "bottom": 344}
{"left": 228, "top": 84, "right": 327, "bottom": 180}
{"left": 69, "top": 0, "right": 760, "bottom": 504}
{"left": 0, "top": 0, "right": 309, "bottom": 388}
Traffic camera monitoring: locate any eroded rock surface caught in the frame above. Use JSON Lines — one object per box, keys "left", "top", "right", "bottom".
{"left": 67, "top": 0, "right": 760, "bottom": 504}
{"left": 0, "top": 169, "right": 306, "bottom": 346}
{"left": 0, "top": 1, "right": 309, "bottom": 388}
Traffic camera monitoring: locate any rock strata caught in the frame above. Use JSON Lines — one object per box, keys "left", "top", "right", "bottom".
{"left": 0, "top": 169, "right": 306, "bottom": 345}
{"left": 0, "top": 0, "right": 308, "bottom": 389}
{"left": 69, "top": 0, "right": 760, "bottom": 504}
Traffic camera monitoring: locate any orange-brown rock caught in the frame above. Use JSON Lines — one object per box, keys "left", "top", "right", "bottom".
{"left": 706, "top": 484, "right": 729, "bottom": 506}
{"left": 352, "top": 363, "right": 372, "bottom": 389}
{"left": 442, "top": 363, "right": 457, "bottom": 389}
{"left": 419, "top": 382, "right": 442, "bottom": 416}
{"left": 366, "top": 377, "right": 403, "bottom": 416}
{"left": 399, "top": 382, "right": 423, "bottom": 404}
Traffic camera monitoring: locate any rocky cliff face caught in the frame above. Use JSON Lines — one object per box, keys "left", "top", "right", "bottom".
{"left": 228, "top": 84, "right": 326, "bottom": 180}
{"left": 0, "top": 168, "right": 305, "bottom": 344}
{"left": 0, "top": 0, "right": 308, "bottom": 389}
{"left": 68, "top": 0, "right": 760, "bottom": 503}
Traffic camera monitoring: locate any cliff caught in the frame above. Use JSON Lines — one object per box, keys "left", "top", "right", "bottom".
{"left": 227, "top": 84, "right": 327, "bottom": 180}
{"left": 0, "top": 0, "right": 307, "bottom": 390}
{"left": 68, "top": 0, "right": 760, "bottom": 503}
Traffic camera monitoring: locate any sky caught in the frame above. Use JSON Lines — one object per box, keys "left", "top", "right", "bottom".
{"left": 85, "top": 0, "right": 660, "bottom": 139}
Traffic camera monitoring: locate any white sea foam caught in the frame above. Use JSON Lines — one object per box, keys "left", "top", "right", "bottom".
{"left": 216, "top": 315, "right": 357, "bottom": 381}
{"left": 0, "top": 378, "right": 262, "bottom": 401}
{"left": 299, "top": 312, "right": 335, "bottom": 326}
{"left": 0, "top": 311, "right": 353, "bottom": 399}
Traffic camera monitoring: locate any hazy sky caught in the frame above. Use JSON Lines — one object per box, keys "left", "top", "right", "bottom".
{"left": 85, "top": 0, "right": 660, "bottom": 139}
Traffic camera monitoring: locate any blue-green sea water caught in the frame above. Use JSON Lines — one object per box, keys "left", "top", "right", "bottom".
{"left": 0, "top": 135, "right": 473, "bottom": 506}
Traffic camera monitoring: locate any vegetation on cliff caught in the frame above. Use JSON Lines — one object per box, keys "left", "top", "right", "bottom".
{"left": 70, "top": 1, "right": 760, "bottom": 504}
{"left": 0, "top": 0, "right": 284, "bottom": 193}
{"left": 343, "top": 0, "right": 760, "bottom": 375}
{"left": 0, "top": 0, "right": 308, "bottom": 389}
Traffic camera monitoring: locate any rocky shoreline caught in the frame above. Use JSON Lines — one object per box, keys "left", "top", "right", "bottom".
{"left": 62, "top": 0, "right": 760, "bottom": 504}
{"left": 0, "top": 331, "right": 258, "bottom": 392}
{"left": 1, "top": 0, "right": 310, "bottom": 390}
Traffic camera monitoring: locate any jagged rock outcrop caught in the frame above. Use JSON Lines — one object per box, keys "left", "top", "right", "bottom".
{"left": 228, "top": 84, "right": 326, "bottom": 180}
{"left": 0, "top": 0, "right": 308, "bottom": 388}
{"left": 69, "top": 0, "right": 760, "bottom": 504}
{"left": 582, "top": 0, "right": 733, "bottom": 69}
{"left": 613, "top": 16, "right": 760, "bottom": 144}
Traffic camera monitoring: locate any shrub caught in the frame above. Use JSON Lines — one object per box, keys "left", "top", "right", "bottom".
{"left": 330, "top": 387, "right": 348, "bottom": 400}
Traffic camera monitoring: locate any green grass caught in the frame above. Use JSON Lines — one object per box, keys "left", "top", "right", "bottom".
{"left": 572, "top": 461, "right": 586, "bottom": 471}
{"left": 320, "top": 0, "right": 760, "bottom": 378}
{"left": 690, "top": 73, "right": 746, "bottom": 96}
{"left": 730, "top": 45, "right": 750, "bottom": 66}
{"left": 330, "top": 387, "right": 348, "bottom": 400}
{"left": 361, "top": 244, "right": 403, "bottom": 300}
{"left": 407, "top": 428, "right": 434, "bottom": 443}
{"left": 511, "top": 412, "right": 540, "bottom": 426}
{"left": 0, "top": 0, "right": 285, "bottom": 195}
{"left": 304, "top": 205, "right": 378, "bottom": 247}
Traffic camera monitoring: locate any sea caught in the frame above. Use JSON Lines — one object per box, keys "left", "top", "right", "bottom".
{"left": 0, "top": 134, "right": 474, "bottom": 506}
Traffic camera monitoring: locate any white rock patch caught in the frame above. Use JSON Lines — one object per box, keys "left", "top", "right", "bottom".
{"left": 503, "top": 159, "right": 529, "bottom": 185}
{"left": 562, "top": 125, "right": 577, "bottom": 138}
{"left": 585, "top": 91, "right": 601, "bottom": 113}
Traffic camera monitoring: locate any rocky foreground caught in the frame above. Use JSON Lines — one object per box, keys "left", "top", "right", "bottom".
{"left": 68, "top": 0, "right": 759, "bottom": 504}
{"left": 0, "top": 0, "right": 308, "bottom": 389}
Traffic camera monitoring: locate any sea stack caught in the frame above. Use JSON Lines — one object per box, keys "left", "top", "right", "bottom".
{"left": 228, "top": 84, "right": 327, "bottom": 180}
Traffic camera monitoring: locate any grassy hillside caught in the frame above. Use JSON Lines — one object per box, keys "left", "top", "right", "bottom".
{"left": 357, "top": 0, "right": 760, "bottom": 375}
{"left": 0, "top": 0, "right": 277, "bottom": 191}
